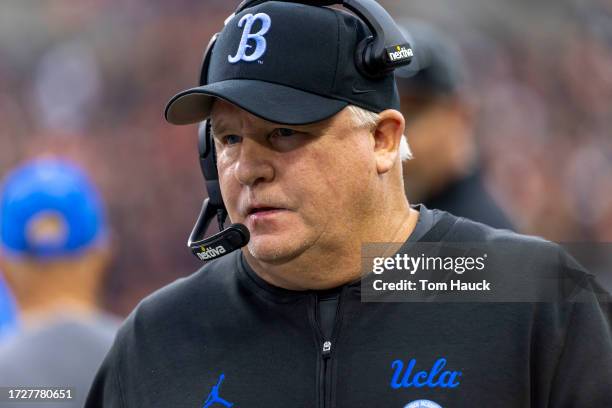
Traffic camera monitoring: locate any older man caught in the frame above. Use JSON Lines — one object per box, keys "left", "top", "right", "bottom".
{"left": 86, "top": 1, "right": 612, "bottom": 407}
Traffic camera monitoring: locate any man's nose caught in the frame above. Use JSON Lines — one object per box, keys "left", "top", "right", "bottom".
{"left": 234, "top": 138, "right": 274, "bottom": 187}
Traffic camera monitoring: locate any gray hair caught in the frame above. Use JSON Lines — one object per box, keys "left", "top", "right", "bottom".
{"left": 347, "top": 105, "right": 412, "bottom": 161}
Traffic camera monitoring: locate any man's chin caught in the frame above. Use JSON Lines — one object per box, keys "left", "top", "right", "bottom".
{"left": 246, "top": 235, "right": 309, "bottom": 265}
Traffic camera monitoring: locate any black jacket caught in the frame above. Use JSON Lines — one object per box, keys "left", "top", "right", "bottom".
{"left": 86, "top": 208, "right": 612, "bottom": 407}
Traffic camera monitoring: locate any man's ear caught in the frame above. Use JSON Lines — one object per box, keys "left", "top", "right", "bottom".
{"left": 372, "top": 109, "right": 406, "bottom": 174}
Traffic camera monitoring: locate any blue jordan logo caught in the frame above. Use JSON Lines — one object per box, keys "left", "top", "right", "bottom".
{"left": 203, "top": 374, "right": 233, "bottom": 408}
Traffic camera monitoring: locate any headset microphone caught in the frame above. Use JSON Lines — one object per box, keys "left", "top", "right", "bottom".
{"left": 187, "top": 204, "right": 249, "bottom": 261}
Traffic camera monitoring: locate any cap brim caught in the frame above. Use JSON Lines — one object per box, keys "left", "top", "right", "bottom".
{"left": 165, "top": 79, "right": 349, "bottom": 126}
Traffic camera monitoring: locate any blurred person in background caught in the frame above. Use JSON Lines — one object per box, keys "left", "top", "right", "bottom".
{"left": 396, "top": 21, "right": 514, "bottom": 230}
{"left": 0, "top": 158, "right": 120, "bottom": 408}
{"left": 0, "top": 272, "right": 18, "bottom": 342}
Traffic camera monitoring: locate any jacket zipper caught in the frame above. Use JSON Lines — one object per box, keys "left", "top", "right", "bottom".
{"left": 311, "top": 288, "right": 345, "bottom": 408}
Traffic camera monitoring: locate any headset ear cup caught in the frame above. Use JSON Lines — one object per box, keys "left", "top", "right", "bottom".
{"left": 198, "top": 120, "right": 224, "bottom": 208}
{"left": 198, "top": 120, "right": 220, "bottom": 183}
{"left": 354, "top": 35, "right": 378, "bottom": 79}
{"left": 198, "top": 121, "right": 209, "bottom": 158}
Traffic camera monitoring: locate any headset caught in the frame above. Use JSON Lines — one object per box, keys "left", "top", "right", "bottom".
{"left": 188, "top": 0, "right": 415, "bottom": 261}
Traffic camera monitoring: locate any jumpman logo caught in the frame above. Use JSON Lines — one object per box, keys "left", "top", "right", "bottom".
{"left": 203, "top": 374, "right": 234, "bottom": 408}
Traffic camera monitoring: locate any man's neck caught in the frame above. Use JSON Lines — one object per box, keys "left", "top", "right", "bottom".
{"left": 20, "top": 298, "right": 99, "bottom": 329}
{"left": 243, "top": 205, "right": 420, "bottom": 291}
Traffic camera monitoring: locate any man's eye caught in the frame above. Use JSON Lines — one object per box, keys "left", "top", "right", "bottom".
{"left": 223, "top": 135, "right": 242, "bottom": 145}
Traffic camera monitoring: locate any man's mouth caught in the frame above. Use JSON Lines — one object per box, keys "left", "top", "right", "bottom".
{"left": 247, "top": 206, "right": 283, "bottom": 215}
{"left": 245, "top": 205, "right": 289, "bottom": 222}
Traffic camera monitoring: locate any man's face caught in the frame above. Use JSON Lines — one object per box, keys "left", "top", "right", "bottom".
{"left": 210, "top": 100, "right": 377, "bottom": 265}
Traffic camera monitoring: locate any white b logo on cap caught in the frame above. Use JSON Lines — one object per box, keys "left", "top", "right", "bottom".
{"left": 228, "top": 13, "right": 272, "bottom": 63}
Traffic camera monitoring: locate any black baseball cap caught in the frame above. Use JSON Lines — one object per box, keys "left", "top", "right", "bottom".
{"left": 165, "top": 1, "right": 400, "bottom": 126}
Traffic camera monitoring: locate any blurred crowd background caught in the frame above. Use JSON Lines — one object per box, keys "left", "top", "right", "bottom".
{"left": 1, "top": 0, "right": 611, "bottom": 316}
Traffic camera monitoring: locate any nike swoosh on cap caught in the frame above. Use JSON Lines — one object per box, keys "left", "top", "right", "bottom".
{"left": 352, "top": 84, "right": 376, "bottom": 94}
